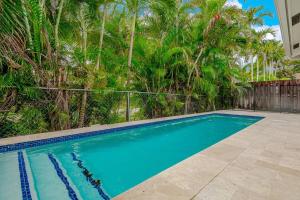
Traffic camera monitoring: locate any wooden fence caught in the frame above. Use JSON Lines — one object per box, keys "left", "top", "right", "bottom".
{"left": 238, "top": 80, "right": 300, "bottom": 113}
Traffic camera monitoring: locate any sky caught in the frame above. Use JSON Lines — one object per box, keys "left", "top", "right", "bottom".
{"left": 233, "top": 0, "right": 279, "bottom": 25}
{"left": 225, "top": 0, "right": 282, "bottom": 41}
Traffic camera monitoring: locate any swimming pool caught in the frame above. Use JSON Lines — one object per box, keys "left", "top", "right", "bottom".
{"left": 0, "top": 113, "right": 263, "bottom": 200}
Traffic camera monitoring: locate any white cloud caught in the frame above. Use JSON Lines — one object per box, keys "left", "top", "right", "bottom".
{"left": 224, "top": 0, "right": 282, "bottom": 42}
{"left": 252, "top": 25, "right": 282, "bottom": 41}
{"left": 224, "top": 0, "right": 242, "bottom": 9}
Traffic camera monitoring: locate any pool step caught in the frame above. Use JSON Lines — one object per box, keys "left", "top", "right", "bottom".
{"left": 48, "top": 154, "right": 79, "bottom": 200}
{"left": 19, "top": 151, "right": 40, "bottom": 200}
{"left": 0, "top": 151, "right": 108, "bottom": 200}
{"left": 27, "top": 153, "right": 78, "bottom": 200}
{"left": 0, "top": 152, "right": 23, "bottom": 200}
{"left": 22, "top": 151, "right": 39, "bottom": 200}
{"left": 55, "top": 153, "right": 101, "bottom": 200}
{"left": 70, "top": 153, "right": 110, "bottom": 200}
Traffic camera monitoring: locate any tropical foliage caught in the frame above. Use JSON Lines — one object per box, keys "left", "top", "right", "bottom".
{"left": 0, "top": 0, "right": 297, "bottom": 137}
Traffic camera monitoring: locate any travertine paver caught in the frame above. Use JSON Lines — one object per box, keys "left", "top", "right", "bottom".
{"left": 114, "top": 111, "right": 300, "bottom": 200}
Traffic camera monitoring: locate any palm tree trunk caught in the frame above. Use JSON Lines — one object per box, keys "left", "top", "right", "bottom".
{"left": 256, "top": 55, "right": 259, "bottom": 82}
{"left": 41, "top": 0, "right": 46, "bottom": 13}
{"left": 78, "top": 8, "right": 89, "bottom": 128}
{"left": 175, "top": 0, "right": 181, "bottom": 44}
{"left": 83, "top": 32, "right": 87, "bottom": 63}
{"left": 112, "top": 3, "right": 118, "bottom": 16}
{"left": 192, "top": 47, "right": 204, "bottom": 78}
{"left": 55, "top": 0, "right": 65, "bottom": 52}
{"left": 271, "top": 59, "right": 274, "bottom": 79}
{"left": 268, "top": 62, "right": 270, "bottom": 80}
{"left": 127, "top": 9, "right": 137, "bottom": 84}
{"left": 275, "top": 61, "right": 278, "bottom": 78}
{"left": 128, "top": 10, "right": 137, "bottom": 68}
{"left": 96, "top": 3, "right": 108, "bottom": 70}
{"left": 53, "top": 0, "right": 70, "bottom": 130}
{"left": 184, "top": 94, "right": 190, "bottom": 114}
{"left": 55, "top": 0, "right": 66, "bottom": 87}
{"left": 78, "top": 90, "right": 88, "bottom": 128}
{"left": 263, "top": 53, "right": 266, "bottom": 81}
{"left": 251, "top": 55, "right": 254, "bottom": 82}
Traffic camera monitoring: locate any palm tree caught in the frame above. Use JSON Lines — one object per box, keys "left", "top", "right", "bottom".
{"left": 243, "top": 6, "right": 272, "bottom": 82}
{"left": 253, "top": 28, "right": 274, "bottom": 81}
{"left": 0, "top": 0, "right": 74, "bottom": 130}
{"left": 95, "top": 0, "right": 117, "bottom": 70}
{"left": 72, "top": 2, "right": 95, "bottom": 127}
{"left": 125, "top": 0, "right": 139, "bottom": 81}
{"left": 184, "top": 0, "right": 241, "bottom": 113}
{"left": 1, "top": 0, "right": 292, "bottom": 135}
{"left": 125, "top": 0, "right": 174, "bottom": 85}
{"left": 55, "top": 0, "right": 65, "bottom": 53}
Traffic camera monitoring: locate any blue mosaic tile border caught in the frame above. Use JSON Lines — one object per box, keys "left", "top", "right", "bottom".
{"left": 0, "top": 113, "right": 264, "bottom": 154}
{"left": 48, "top": 154, "right": 79, "bottom": 200}
{"left": 71, "top": 153, "right": 110, "bottom": 200}
{"left": 18, "top": 151, "right": 32, "bottom": 200}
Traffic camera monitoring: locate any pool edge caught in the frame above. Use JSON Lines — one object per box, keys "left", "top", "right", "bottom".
{"left": 0, "top": 111, "right": 264, "bottom": 154}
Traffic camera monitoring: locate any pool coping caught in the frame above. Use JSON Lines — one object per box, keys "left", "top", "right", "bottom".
{"left": 0, "top": 110, "right": 263, "bottom": 153}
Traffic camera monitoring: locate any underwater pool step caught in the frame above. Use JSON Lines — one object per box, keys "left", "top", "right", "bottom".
{"left": 27, "top": 153, "right": 74, "bottom": 200}
{"left": 71, "top": 153, "right": 110, "bottom": 200}
{"left": 48, "top": 154, "right": 79, "bottom": 200}
{"left": 22, "top": 151, "right": 39, "bottom": 200}
{"left": 18, "top": 151, "right": 41, "bottom": 200}
{"left": 0, "top": 152, "right": 23, "bottom": 200}
{"left": 55, "top": 153, "right": 101, "bottom": 200}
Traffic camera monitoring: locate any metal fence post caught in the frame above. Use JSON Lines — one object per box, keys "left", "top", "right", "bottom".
{"left": 126, "top": 92, "right": 130, "bottom": 121}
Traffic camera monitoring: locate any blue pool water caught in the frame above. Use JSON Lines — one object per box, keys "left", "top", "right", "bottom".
{"left": 0, "top": 114, "right": 262, "bottom": 200}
